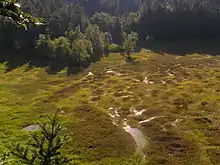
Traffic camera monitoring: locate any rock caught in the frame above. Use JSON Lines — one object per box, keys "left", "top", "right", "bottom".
{"left": 108, "top": 112, "right": 116, "bottom": 118}
{"left": 143, "top": 77, "right": 149, "bottom": 84}
{"left": 106, "top": 70, "right": 122, "bottom": 76}
{"left": 175, "top": 119, "right": 183, "bottom": 124}
{"left": 143, "top": 77, "right": 154, "bottom": 84}
{"left": 162, "top": 80, "right": 167, "bottom": 84}
{"left": 115, "top": 72, "right": 122, "bottom": 76}
{"left": 132, "top": 79, "right": 140, "bottom": 82}
{"left": 106, "top": 70, "right": 115, "bottom": 74}
{"left": 121, "top": 95, "right": 131, "bottom": 100}
{"left": 170, "top": 122, "right": 177, "bottom": 128}
{"left": 168, "top": 73, "right": 175, "bottom": 77}
{"left": 87, "top": 72, "right": 94, "bottom": 76}
{"left": 115, "top": 109, "right": 120, "bottom": 117}
{"left": 108, "top": 107, "right": 114, "bottom": 111}
{"left": 130, "top": 108, "right": 147, "bottom": 116}
{"left": 23, "top": 125, "right": 40, "bottom": 131}
{"left": 135, "top": 109, "right": 147, "bottom": 116}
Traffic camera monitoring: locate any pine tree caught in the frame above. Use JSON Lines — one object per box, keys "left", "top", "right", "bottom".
{"left": 10, "top": 111, "right": 72, "bottom": 165}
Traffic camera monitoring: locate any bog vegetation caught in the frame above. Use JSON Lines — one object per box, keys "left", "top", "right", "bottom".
{"left": 0, "top": 0, "right": 220, "bottom": 165}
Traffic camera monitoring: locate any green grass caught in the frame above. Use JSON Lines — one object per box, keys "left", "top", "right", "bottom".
{"left": 0, "top": 49, "right": 220, "bottom": 164}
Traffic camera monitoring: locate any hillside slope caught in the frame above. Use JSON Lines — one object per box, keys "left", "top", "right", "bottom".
{"left": 0, "top": 50, "right": 220, "bottom": 164}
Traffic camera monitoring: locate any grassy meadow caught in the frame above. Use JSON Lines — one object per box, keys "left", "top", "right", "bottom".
{"left": 0, "top": 47, "right": 220, "bottom": 164}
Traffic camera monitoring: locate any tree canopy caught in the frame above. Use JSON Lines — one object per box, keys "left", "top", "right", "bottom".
{"left": 0, "top": 0, "right": 43, "bottom": 29}
{"left": 1, "top": 0, "right": 220, "bottom": 70}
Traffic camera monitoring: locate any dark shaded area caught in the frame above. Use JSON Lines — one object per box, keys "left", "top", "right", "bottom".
{"left": 125, "top": 56, "right": 140, "bottom": 65}
{"left": 137, "top": 11, "right": 220, "bottom": 41}
{"left": 72, "top": 0, "right": 139, "bottom": 16}
{"left": 0, "top": 49, "right": 85, "bottom": 75}
{"left": 1, "top": 39, "right": 220, "bottom": 74}
{"left": 140, "top": 40, "right": 220, "bottom": 56}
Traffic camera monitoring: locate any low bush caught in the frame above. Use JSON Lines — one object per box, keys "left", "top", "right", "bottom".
{"left": 109, "top": 43, "right": 122, "bottom": 53}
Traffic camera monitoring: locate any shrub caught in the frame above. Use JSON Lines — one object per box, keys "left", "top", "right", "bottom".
{"left": 109, "top": 43, "right": 122, "bottom": 53}
{"left": 9, "top": 111, "right": 73, "bottom": 165}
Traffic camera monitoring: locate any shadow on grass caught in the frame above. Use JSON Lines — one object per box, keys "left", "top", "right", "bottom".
{"left": 139, "top": 40, "right": 220, "bottom": 56}
{"left": 0, "top": 49, "right": 85, "bottom": 75}
{"left": 1, "top": 40, "right": 220, "bottom": 73}
{"left": 125, "top": 56, "right": 140, "bottom": 65}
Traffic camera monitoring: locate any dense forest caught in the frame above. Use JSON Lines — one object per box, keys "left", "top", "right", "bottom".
{"left": 1, "top": 0, "right": 220, "bottom": 72}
